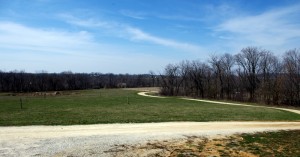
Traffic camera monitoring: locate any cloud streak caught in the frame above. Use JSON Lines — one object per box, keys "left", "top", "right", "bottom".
{"left": 58, "top": 13, "right": 113, "bottom": 28}
{"left": 120, "top": 10, "right": 146, "bottom": 20}
{"left": 59, "top": 13, "right": 204, "bottom": 54}
{"left": 126, "top": 27, "right": 203, "bottom": 53}
{"left": 0, "top": 21, "right": 174, "bottom": 73}
{"left": 215, "top": 4, "right": 300, "bottom": 50}
{"left": 0, "top": 21, "right": 97, "bottom": 55}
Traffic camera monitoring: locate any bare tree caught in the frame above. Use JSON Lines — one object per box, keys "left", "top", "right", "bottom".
{"left": 149, "top": 71, "right": 156, "bottom": 87}
{"left": 177, "top": 60, "right": 190, "bottom": 95}
{"left": 269, "top": 57, "right": 283, "bottom": 105}
{"left": 259, "top": 51, "right": 280, "bottom": 104}
{"left": 282, "top": 49, "right": 300, "bottom": 105}
{"left": 188, "top": 61, "right": 211, "bottom": 98}
{"left": 222, "top": 53, "right": 235, "bottom": 99}
{"left": 160, "top": 64, "right": 179, "bottom": 96}
{"left": 235, "top": 47, "right": 263, "bottom": 101}
{"left": 209, "top": 55, "right": 225, "bottom": 99}
{"left": 0, "top": 70, "right": 3, "bottom": 91}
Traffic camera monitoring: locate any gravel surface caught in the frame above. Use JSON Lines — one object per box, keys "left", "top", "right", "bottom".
{"left": 1, "top": 122, "right": 300, "bottom": 157}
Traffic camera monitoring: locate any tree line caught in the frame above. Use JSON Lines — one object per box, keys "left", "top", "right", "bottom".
{"left": 160, "top": 47, "right": 300, "bottom": 106}
{"left": 0, "top": 71, "right": 160, "bottom": 92}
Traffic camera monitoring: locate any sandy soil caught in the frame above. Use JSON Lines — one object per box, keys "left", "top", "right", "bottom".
{"left": 1, "top": 122, "right": 300, "bottom": 157}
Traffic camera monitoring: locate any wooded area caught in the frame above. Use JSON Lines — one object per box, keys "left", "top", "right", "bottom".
{"left": 0, "top": 72, "right": 159, "bottom": 92}
{"left": 160, "top": 47, "right": 300, "bottom": 106}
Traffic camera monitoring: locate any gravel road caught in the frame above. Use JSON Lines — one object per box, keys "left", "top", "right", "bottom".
{"left": 1, "top": 122, "right": 300, "bottom": 157}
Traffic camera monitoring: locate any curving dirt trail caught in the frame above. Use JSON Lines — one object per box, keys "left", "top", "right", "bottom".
{"left": 138, "top": 91, "right": 300, "bottom": 115}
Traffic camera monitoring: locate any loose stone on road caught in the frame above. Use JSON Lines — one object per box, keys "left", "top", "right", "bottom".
{"left": 1, "top": 122, "right": 300, "bottom": 156}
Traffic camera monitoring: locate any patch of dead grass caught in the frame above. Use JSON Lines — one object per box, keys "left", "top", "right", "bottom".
{"left": 107, "top": 130, "right": 300, "bottom": 157}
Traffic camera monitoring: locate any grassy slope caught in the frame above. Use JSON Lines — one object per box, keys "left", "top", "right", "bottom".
{"left": 0, "top": 89, "right": 300, "bottom": 126}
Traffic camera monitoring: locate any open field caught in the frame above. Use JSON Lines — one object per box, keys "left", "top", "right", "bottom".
{"left": 0, "top": 89, "right": 300, "bottom": 126}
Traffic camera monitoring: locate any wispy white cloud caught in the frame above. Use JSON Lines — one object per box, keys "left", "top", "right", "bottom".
{"left": 215, "top": 4, "right": 300, "bottom": 51}
{"left": 118, "top": 8, "right": 203, "bottom": 22}
{"left": 59, "top": 13, "right": 204, "bottom": 54}
{"left": 120, "top": 10, "right": 145, "bottom": 20}
{"left": 156, "top": 3, "right": 237, "bottom": 23}
{"left": 157, "top": 15, "right": 203, "bottom": 22}
{"left": 0, "top": 21, "right": 178, "bottom": 73}
{"left": 58, "top": 13, "right": 113, "bottom": 28}
{"left": 125, "top": 27, "right": 203, "bottom": 53}
{"left": 204, "top": 3, "right": 238, "bottom": 19}
{"left": 0, "top": 21, "right": 97, "bottom": 54}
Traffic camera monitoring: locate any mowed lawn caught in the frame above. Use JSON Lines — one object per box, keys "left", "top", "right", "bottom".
{"left": 0, "top": 89, "right": 300, "bottom": 126}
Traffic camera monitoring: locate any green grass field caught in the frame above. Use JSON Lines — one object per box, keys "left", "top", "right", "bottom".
{"left": 0, "top": 89, "right": 300, "bottom": 126}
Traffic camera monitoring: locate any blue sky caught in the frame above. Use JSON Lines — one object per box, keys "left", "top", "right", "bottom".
{"left": 0, "top": 0, "right": 300, "bottom": 73}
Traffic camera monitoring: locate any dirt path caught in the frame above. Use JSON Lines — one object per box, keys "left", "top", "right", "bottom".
{"left": 137, "top": 91, "right": 166, "bottom": 98}
{"left": 1, "top": 122, "right": 300, "bottom": 157}
{"left": 138, "top": 91, "right": 300, "bottom": 115}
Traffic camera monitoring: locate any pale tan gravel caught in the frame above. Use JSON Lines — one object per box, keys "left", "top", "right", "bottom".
{"left": 1, "top": 122, "right": 300, "bottom": 157}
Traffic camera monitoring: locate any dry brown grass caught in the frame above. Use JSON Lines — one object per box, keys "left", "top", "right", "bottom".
{"left": 109, "top": 130, "right": 300, "bottom": 157}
